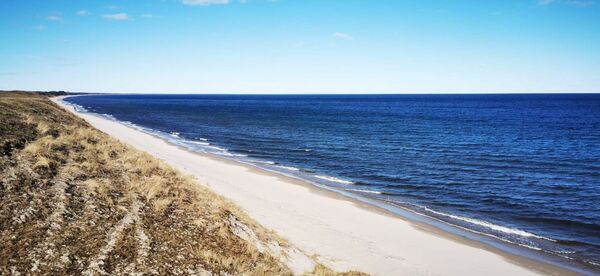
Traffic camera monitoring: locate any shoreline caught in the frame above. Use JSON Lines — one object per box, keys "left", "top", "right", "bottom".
{"left": 52, "top": 96, "right": 581, "bottom": 275}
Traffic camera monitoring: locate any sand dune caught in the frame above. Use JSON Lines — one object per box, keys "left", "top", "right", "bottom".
{"left": 1, "top": 92, "right": 328, "bottom": 275}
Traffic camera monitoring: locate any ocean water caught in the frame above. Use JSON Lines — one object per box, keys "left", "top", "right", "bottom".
{"left": 66, "top": 94, "right": 600, "bottom": 271}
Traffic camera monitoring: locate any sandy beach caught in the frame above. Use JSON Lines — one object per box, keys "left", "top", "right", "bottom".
{"left": 52, "top": 96, "right": 575, "bottom": 276}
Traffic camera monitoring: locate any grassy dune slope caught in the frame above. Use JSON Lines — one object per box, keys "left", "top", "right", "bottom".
{"left": 0, "top": 92, "right": 362, "bottom": 275}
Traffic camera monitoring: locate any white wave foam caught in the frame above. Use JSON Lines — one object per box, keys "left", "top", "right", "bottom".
{"left": 346, "top": 188, "right": 381, "bottom": 194}
{"left": 315, "top": 175, "right": 354, "bottom": 185}
{"left": 420, "top": 206, "right": 554, "bottom": 241}
{"left": 201, "top": 144, "right": 225, "bottom": 151}
{"left": 384, "top": 201, "right": 546, "bottom": 251}
{"left": 586, "top": 260, "right": 600, "bottom": 267}
{"left": 65, "top": 102, "right": 88, "bottom": 112}
{"left": 552, "top": 250, "right": 576, "bottom": 254}
{"left": 276, "top": 165, "right": 300, "bottom": 171}
{"left": 188, "top": 140, "right": 210, "bottom": 146}
{"left": 170, "top": 132, "right": 180, "bottom": 138}
{"left": 254, "top": 160, "right": 276, "bottom": 165}
{"left": 218, "top": 152, "right": 247, "bottom": 157}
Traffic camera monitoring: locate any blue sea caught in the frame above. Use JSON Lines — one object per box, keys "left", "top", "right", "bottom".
{"left": 65, "top": 94, "right": 600, "bottom": 272}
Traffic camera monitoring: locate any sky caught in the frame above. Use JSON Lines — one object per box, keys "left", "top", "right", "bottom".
{"left": 1, "top": 0, "right": 599, "bottom": 94}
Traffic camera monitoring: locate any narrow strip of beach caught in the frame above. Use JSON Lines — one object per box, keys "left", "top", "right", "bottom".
{"left": 52, "top": 96, "right": 574, "bottom": 276}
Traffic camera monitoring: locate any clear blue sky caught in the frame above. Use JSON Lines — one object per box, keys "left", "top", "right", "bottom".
{"left": 1, "top": 0, "right": 599, "bottom": 93}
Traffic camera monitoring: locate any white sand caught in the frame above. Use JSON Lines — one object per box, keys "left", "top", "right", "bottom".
{"left": 53, "top": 97, "right": 567, "bottom": 276}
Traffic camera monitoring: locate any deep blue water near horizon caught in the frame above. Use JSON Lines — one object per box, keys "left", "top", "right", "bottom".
{"left": 66, "top": 94, "right": 600, "bottom": 271}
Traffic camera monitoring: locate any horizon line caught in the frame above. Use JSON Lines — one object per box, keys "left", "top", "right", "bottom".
{"left": 3, "top": 90, "right": 600, "bottom": 95}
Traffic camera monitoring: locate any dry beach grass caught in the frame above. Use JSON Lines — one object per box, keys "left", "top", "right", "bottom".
{"left": 0, "top": 92, "right": 364, "bottom": 275}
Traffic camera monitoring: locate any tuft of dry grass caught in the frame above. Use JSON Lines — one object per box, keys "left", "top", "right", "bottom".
{"left": 0, "top": 92, "right": 367, "bottom": 275}
{"left": 306, "top": 264, "right": 367, "bottom": 276}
